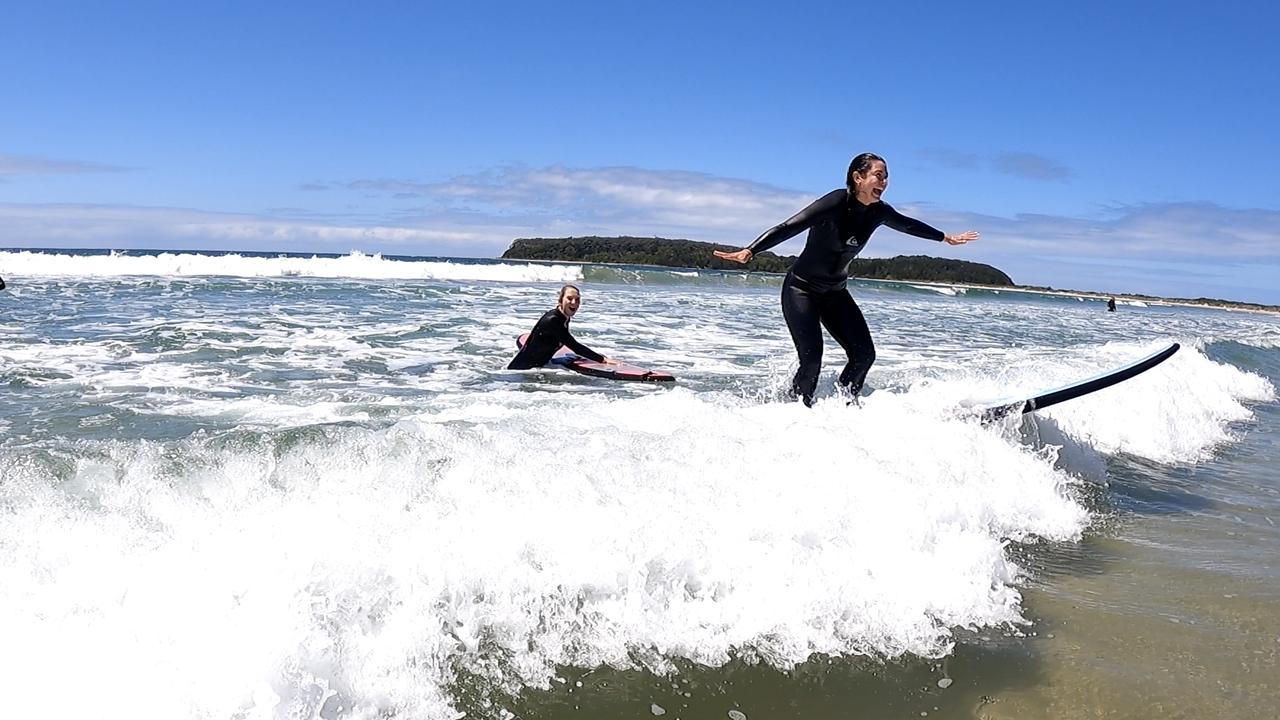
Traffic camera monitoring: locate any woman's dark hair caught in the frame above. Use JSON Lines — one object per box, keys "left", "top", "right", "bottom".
{"left": 846, "top": 152, "right": 886, "bottom": 191}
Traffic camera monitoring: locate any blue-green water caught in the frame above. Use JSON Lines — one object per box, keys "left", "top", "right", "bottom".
{"left": 1, "top": 249, "right": 1277, "bottom": 719}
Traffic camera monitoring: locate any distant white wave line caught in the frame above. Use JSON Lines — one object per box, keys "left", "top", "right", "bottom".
{"left": 911, "top": 284, "right": 959, "bottom": 296}
{"left": 0, "top": 250, "right": 583, "bottom": 282}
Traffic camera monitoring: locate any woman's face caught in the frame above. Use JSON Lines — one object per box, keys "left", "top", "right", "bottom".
{"left": 853, "top": 160, "right": 889, "bottom": 203}
{"left": 558, "top": 288, "right": 582, "bottom": 318}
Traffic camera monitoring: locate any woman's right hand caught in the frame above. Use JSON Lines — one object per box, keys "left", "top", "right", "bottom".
{"left": 713, "top": 248, "right": 753, "bottom": 264}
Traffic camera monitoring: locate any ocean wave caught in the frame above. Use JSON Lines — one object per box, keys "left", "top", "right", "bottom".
{"left": 0, "top": 389, "right": 1087, "bottom": 719}
{"left": 955, "top": 341, "right": 1276, "bottom": 464}
{"left": 0, "top": 249, "right": 584, "bottom": 283}
{"left": 2, "top": 262, "right": 1277, "bottom": 719}
{"left": 581, "top": 263, "right": 782, "bottom": 287}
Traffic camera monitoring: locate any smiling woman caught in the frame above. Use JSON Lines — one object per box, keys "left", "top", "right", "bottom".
{"left": 507, "top": 283, "right": 614, "bottom": 370}
{"left": 714, "top": 152, "right": 980, "bottom": 406}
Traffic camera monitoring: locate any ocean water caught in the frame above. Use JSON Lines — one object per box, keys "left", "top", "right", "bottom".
{"left": 1, "top": 248, "right": 1277, "bottom": 720}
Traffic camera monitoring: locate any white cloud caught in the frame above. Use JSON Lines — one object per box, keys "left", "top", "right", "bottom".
{"left": 0, "top": 203, "right": 504, "bottom": 254}
{"left": 918, "top": 148, "right": 980, "bottom": 170}
{"left": 991, "top": 152, "right": 1071, "bottom": 180}
{"left": 918, "top": 148, "right": 1071, "bottom": 181}
{"left": 2, "top": 165, "right": 1278, "bottom": 302}
{"left": 0, "top": 153, "right": 127, "bottom": 176}
{"left": 913, "top": 202, "right": 1280, "bottom": 262}
{"left": 401, "top": 165, "right": 812, "bottom": 234}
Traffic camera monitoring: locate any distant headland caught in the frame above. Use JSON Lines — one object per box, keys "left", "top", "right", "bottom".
{"left": 502, "top": 236, "right": 1280, "bottom": 315}
{"left": 502, "top": 236, "right": 1014, "bottom": 287}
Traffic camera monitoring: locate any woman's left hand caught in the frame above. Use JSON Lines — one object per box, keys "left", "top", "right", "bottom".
{"left": 944, "top": 231, "right": 980, "bottom": 245}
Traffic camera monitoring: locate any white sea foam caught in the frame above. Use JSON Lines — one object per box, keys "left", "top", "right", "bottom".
{"left": 0, "top": 389, "right": 1086, "bottom": 719}
{"left": 2, "top": 266, "right": 1277, "bottom": 719}
{"left": 1034, "top": 345, "right": 1275, "bottom": 462}
{"left": 0, "top": 249, "right": 583, "bottom": 283}
{"left": 1233, "top": 325, "right": 1280, "bottom": 350}
{"left": 953, "top": 341, "right": 1276, "bottom": 464}
{"left": 911, "top": 284, "right": 961, "bottom": 296}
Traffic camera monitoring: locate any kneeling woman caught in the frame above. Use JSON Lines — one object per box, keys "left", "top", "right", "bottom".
{"left": 509, "top": 284, "right": 615, "bottom": 369}
{"left": 715, "top": 153, "right": 979, "bottom": 406}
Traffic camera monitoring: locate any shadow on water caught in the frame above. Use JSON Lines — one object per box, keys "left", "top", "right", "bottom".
{"left": 996, "top": 409, "right": 1219, "bottom": 588}
{"left": 1008, "top": 533, "right": 1118, "bottom": 584}
{"left": 467, "top": 641, "right": 1045, "bottom": 720}
{"left": 1008, "top": 410, "right": 1220, "bottom": 518}
{"left": 1103, "top": 455, "right": 1220, "bottom": 516}
{"left": 1204, "top": 339, "right": 1280, "bottom": 381}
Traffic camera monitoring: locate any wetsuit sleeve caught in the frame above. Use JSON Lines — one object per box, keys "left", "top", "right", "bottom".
{"left": 880, "top": 203, "right": 945, "bottom": 242}
{"left": 747, "top": 189, "right": 846, "bottom": 254}
{"left": 555, "top": 322, "right": 606, "bottom": 363}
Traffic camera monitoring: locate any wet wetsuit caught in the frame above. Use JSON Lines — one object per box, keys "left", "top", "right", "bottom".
{"left": 747, "top": 189, "right": 945, "bottom": 405}
{"left": 508, "top": 308, "right": 605, "bottom": 370}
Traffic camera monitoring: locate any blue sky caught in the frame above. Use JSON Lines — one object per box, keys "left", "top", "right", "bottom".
{"left": 2, "top": 0, "right": 1278, "bottom": 304}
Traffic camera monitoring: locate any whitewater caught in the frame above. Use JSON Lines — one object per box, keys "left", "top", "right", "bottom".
{"left": 1, "top": 248, "right": 1277, "bottom": 719}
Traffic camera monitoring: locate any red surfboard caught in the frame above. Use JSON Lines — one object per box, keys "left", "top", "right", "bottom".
{"left": 516, "top": 334, "right": 675, "bottom": 382}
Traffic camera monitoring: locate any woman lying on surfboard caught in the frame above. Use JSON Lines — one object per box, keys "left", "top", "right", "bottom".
{"left": 508, "top": 284, "right": 617, "bottom": 370}
{"left": 714, "top": 152, "right": 979, "bottom": 406}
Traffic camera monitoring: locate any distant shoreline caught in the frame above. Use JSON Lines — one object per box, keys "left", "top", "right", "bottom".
{"left": 888, "top": 277, "right": 1280, "bottom": 317}
{"left": 508, "top": 255, "right": 1280, "bottom": 316}
{"left": 500, "top": 237, "right": 1280, "bottom": 314}
{"left": 3, "top": 245, "right": 1276, "bottom": 315}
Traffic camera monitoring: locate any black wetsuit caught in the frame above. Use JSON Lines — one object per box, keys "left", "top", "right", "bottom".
{"left": 747, "top": 189, "right": 945, "bottom": 405}
{"left": 508, "top": 308, "right": 605, "bottom": 369}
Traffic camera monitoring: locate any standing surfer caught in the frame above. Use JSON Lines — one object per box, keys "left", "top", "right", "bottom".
{"left": 714, "top": 153, "right": 979, "bottom": 406}
{"left": 509, "top": 284, "right": 616, "bottom": 370}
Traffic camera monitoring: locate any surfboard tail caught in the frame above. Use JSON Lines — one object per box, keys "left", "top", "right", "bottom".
{"left": 979, "top": 401, "right": 1029, "bottom": 425}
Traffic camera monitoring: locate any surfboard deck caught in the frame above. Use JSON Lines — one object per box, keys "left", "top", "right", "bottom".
{"left": 977, "top": 342, "right": 1179, "bottom": 423}
{"left": 515, "top": 334, "right": 676, "bottom": 382}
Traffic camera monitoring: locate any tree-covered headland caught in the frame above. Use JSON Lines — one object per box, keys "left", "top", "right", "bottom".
{"left": 502, "top": 236, "right": 1014, "bottom": 286}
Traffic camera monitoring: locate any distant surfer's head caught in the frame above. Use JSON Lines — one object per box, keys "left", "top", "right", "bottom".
{"left": 557, "top": 284, "right": 582, "bottom": 318}
{"left": 847, "top": 152, "right": 888, "bottom": 204}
